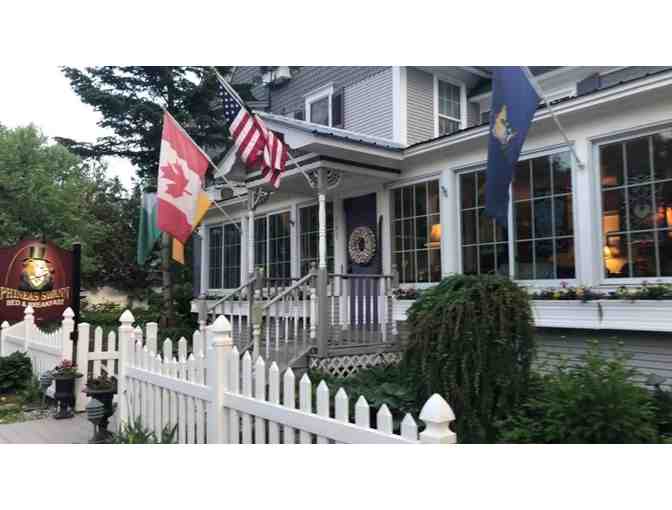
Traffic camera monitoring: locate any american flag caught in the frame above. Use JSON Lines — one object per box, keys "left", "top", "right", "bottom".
{"left": 219, "top": 74, "right": 288, "bottom": 189}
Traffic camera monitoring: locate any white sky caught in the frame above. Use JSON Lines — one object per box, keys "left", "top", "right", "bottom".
{"left": 0, "top": 65, "right": 136, "bottom": 190}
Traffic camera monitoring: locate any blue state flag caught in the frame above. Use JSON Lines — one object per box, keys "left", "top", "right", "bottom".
{"left": 485, "top": 67, "right": 540, "bottom": 225}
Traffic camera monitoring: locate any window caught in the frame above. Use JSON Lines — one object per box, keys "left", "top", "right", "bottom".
{"left": 305, "top": 85, "right": 333, "bottom": 127}
{"left": 208, "top": 223, "right": 241, "bottom": 289}
{"left": 299, "top": 202, "right": 335, "bottom": 275}
{"left": 438, "top": 80, "right": 462, "bottom": 136}
{"left": 392, "top": 180, "right": 442, "bottom": 284}
{"left": 600, "top": 129, "right": 672, "bottom": 278}
{"left": 460, "top": 151, "right": 575, "bottom": 280}
{"left": 254, "top": 211, "right": 291, "bottom": 280}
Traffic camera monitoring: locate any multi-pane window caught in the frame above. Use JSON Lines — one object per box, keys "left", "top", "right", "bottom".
{"left": 460, "top": 171, "right": 509, "bottom": 276}
{"left": 460, "top": 151, "right": 575, "bottom": 280}
{"left": 601, "top": 129, "right": 672, "bottom": 278}
{"left": 438, "top": 80, "right": 461, "bottom": 136}
{"left": 254, "top": 211, "right": 291, "bottom": 280}
{"left": 208, "top": 224, "right": 241, "bottom": 289}
{"left": 513, "top": 152, "right": 574, "bottom": 279}
{"left": 393, "top": 180, "right": 442, "bottom": 283}
{"left": 299, "top": 203, "right": 335, "bottom": 275}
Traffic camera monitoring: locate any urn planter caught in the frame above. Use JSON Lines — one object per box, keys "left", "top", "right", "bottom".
{"left": 84, "top": 385, "right": 117, "bottom": 442}
{"left": 53, "top": 374, "right": 83, "bottom": 419}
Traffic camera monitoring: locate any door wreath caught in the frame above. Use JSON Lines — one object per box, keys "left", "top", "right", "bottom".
{"left": 348, "top": 226, "right": 377, "bottom": 265}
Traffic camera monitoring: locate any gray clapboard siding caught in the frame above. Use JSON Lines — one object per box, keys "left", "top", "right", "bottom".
{"left": 406, "top": 67, "right": 434, "bottom": 145}
{"left": 344, "top": 68, "right": 393, "bottom": 139}
{"left": 535, "top": 329, "right": 672, "bottom": 388}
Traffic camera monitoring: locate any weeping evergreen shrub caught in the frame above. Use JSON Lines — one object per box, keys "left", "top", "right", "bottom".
{"left": 402, "top": 274, "right": 535, "bottom": 443}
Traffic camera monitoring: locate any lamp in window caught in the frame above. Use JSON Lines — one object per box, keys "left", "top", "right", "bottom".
{"left": 429, "top": 223, "right": 442, "bottom": 248}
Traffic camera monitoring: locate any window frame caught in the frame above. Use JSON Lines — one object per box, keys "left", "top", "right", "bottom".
{"left": 254, "top": 208, "right": 292, "bottom": 281}
{"left": 389, "top": 175, "right": 443, "bottom": 288}
{"left": 305, "top": 84, "right": 334, "bottom": 127}
{"left": 594, "top": 124, "right": 672, "bottom": 285}
{"left": 207, "top": 221, "right": 242, "bottom": 291}
{"left": 456, "top": 146, "right": 579, "bottom": 287}
{"left": 433, "top": 76, "right": 467, "bottom": 137}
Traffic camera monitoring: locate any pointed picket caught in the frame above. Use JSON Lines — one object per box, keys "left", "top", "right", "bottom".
{"left": 163, "top": 338, "right": 173, "bottom": 363}
{"left": 134, "top": 326, "right": 143, "bottom": 346}
{"left": 146, "top": 322, "right": 158, "bottom": 354}
{"left": 178, "top": 337, "right": 188, "bottom": 363}
{"left": 169, "top": 358, "right": 178, "bottom": 432}
{"left": 335, "top": 388, "right": 349, "bottom": 423}
{"left": 355, "top": 396, "right": 370, "bottom": 429}
{"left": 93, "top": 327, "right": 103, "bottom": 377}
{"left": 283, "top": 368, "right": 296, "bottom": 444}
{"left": 241, "top": 352, "right": 252, "bottom": 444}
{"left": 192, "top": 330, "right": 203, "bottom": 357}
{"left": 316, "top": 381, "right": 330, "bottom": 444}
{"left": 299, "top": 374, "right": 312, "bottom": 444}
{"left": 377, "top": 404, "right": 393, "bottom": 435}
{"left": 268, "top": 362, "right": 280, "bottom": 444}
{"left": 401, "top": 413, "right": 418, "bottom": 441}
{"left": 254, "top": 356, "right": 266, "bottom": 444}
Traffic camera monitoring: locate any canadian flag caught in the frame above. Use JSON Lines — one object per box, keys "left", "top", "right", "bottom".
{"left": 157, "top": 112, "right": 212, "bottom": 245}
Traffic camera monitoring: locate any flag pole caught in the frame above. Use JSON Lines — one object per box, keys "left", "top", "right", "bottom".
{"left": 522, "top": 67, "right": 585, "bottom": 170}
{"left": 210, "top": 67, "right": 315, "bottom": 187}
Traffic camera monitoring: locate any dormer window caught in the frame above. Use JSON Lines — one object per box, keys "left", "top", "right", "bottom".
{"left": 437, "top": 80, "right": 463, "bottom": 136}
{"left": 304, "top": 84, "right": 344, "bottom": 128}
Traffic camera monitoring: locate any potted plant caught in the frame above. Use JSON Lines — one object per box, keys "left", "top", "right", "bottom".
{"left": 83, "top": 372, "right": 117, "bottom": 440}
{"left": 51, "top": 360, "right": 83, "bottom": 419}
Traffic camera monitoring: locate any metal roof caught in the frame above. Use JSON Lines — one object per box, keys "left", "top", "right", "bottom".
{"left": 255, "top": 111, "right": 405, "bottom": 151}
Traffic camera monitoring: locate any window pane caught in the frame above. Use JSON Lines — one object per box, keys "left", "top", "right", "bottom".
{"left": 393, "top": 220, "right": 403, "bottom": 252}
{"left": 428, "top": 180, "right": 440, "bottom": 214}
{"left": 552, "top": 152, "right": 572, "bottom": 194}
{"left": 439, "top": 117, "right": 460, "bottom": 136}
{"left": 554, "top": 196, "right": 573, "bottom": 236}
{"left": 654, "top": 129, "right": 672, "bottom": 181}
{"left": 556, "top": 238, "right": 575, "bottom": 279}
{"left": 495, "top": 243, "right": 509, "bottom": 276}
{"left": 462, "top": 246, "right": 477, "bottom": 274}
{"left": 403, "top": 219, "right": 414, "bottom": 251}
{"left": 209, "top": 226, "right": 223, "bottom": 288}
{"left": 659, "top": 230, "right": 672, "bottom": 276}
{"left": 513, "top": 160, "right": 531, "bottom": 201}
{"left": 310, "top": 96, "right": 329, "bottom": 126}
{"left": 495, "top": 220, "right": 508, "bottom": 243}
{"left": 394, "top": 188, "right": 402, "bottom": 219}
{"left": 416, "top": 251, "right": 429, "bottom": 283}
{"left": 460, "top": 173, "right": 476, "bottom": 209}
{"left": 429, "top": 249, "right": 442, "bottom": 282}
{"left": 626, "top": 137, "right": 651, "bottom": 184}
{"left": 515, "top": 201, "right": 532, "bottom": 240}
{"left": 630, "top": 232, "right": 656, "bottom": 277}
{"left": 532, "top": 156, "right": 552, "bottom": 196}
{"left": 478, "top": 209, "right": 494, "bottom": 243}
{"left": 535, "top": 239, "right": 555, "bottom": 279}
{"left": 605, "top": 232, "right": 628, "bottom": 278}
{"left": 601, "top": 142, "right": 624, "bottom": 188}
{"left": 222, "top": 224, "right": 241, "bottom": 288}
{"left": 415, "top": 182, "right": 427, "bottom": 216}
{"left": 515, "top": 241, "right": 534, "bottom": 279}
{"left": 603, "top": 189, "right": 626, "bottom": 234}
{"left": 658, "top": 181, "right": 672, "bottom": 229}
{"left": 534, "top": 198, "right": 553, "bottom": 238}
{"left": 402, "top": 186, "right": 413, "bottom": 218}
{"left": 416, "top": 217, "right": 428, "bottom": 250}
{"left": 477, "top": 171, "right": 486, "bottom": 207}
{"left": 479, "top": 244, "right": 495, "bottom": 275}
{"left": 628, "top": 184, "right": 655, "bottom": 231}
{"left": 462, "top": 210, "right": 476, "bottom": 245}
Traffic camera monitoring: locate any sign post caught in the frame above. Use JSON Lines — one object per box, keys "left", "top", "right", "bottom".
{"left": 70, "top": 242, "right": 82, "bottom": 365}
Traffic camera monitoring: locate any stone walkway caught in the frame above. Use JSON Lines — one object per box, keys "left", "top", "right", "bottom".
{"left": 0, "top": 414, "right": 93, "bottom": 444}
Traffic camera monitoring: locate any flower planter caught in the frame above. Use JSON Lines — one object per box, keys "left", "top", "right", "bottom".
{"left": 53, "top": 374, "right": 83, "bottom": 419}
{"left": 531, "top": 300, "right": 602, "bottom": 330}
{"left": 84, "top": 386, "right": 117, "bottom": 441}
{"left": 598, "top": 300, "right": 672, "bottom": 332}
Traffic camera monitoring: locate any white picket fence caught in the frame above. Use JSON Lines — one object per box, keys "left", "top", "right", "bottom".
{"left": 116, "top": 311, "right": 457, "bottom": 444}
{"left": 0, "top": 306, "right": 73, "bottom": 379}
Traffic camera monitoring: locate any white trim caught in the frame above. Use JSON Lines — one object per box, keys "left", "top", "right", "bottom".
{"left": 392, "top": 66, "right": 401, "bottom": 144}
{"left": 305, "top": 83, "right": 334, "bottom": 127}
{"left": 434, "top": 76, "right": 467, "bottom": 137}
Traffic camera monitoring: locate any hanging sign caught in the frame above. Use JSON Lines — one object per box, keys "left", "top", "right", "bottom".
{"left": 0, "top": 240, "right": 73, "bottom": 322}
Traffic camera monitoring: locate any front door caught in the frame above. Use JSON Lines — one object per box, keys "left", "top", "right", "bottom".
{"left": 343, "top": 193, "right": 380, "bottom": 335}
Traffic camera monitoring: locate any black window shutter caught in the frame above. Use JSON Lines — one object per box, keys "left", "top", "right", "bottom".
{"left": 331, "top": 91, "right": 344, "bottom": 128}
{"left": 294, "top": 109, "right": 305, "bottom": 121}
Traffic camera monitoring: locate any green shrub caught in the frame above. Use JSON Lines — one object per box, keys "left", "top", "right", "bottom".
{"left": 496, "top": 342, "right": 659, "bottom": 443}
{"left": 402, "top": 274, "right": 536, "bottom": 443}
{"left": 0, "top": 352, "right": 33, "bottom": 394}
{"left": 112, "top": 417, "right": 178, "bottom": 444}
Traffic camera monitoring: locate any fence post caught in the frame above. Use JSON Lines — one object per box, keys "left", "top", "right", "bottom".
{"left": 117, "top": 309, "right": 135, "bottom": 426}
{"left": 419, "top": 394, "right": 457, "bottom": 444}
{"left": 61, "top": 307, "right": 74, "bottom": 363}
{"left": 198, "top": 293, "right": 208, "bottom": 336}
{"left": 74, "top": 322, "right": 90, "bottom": 412}
{"left": 207, "top": 315, "right": 232, "bottom": 444}
{"left": 23, "top": 305, "right": 35, "bottom": 353}
{"left": 390, "top": 264, "right": 400, "bottom": 340}
{"left": 0, "top": 320, "right": 8, "bottom": 357}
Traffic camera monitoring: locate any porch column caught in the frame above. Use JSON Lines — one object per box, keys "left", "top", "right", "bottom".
{"left": 247, "top": 192, "right": 255, "bottom": 276}
{"left": 317, "top": 168, "right": 329, "bottom": 356}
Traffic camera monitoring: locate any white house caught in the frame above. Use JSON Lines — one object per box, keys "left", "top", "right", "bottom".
{"left": 192, "top": 66, "right": 672, "bottom": 381}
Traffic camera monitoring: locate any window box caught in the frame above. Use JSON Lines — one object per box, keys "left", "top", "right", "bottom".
{"left": 532, "top": 300, "right": 601, "bottom": 329}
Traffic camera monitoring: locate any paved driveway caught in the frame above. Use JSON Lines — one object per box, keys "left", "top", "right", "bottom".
{"left": 0, "top": 415, "right": 92, "bottom": 444}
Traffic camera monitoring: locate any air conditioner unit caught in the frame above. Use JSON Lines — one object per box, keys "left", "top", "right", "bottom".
{"left": 262, "top": 66, "right": 292, "bottom": 86}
